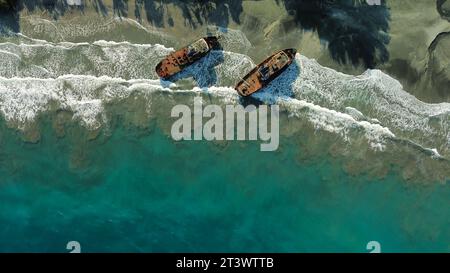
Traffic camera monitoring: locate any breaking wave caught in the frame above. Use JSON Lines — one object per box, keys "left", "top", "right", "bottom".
{"left": 0, "top": 30, "right": 448, "bottom": 181}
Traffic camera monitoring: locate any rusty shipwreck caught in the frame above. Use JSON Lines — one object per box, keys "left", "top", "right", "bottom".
{"left": 235, "top": 49, "right": 297, "bottom": 96}
{"left": 155, "top": 36, "right": 220, "bottom": 79}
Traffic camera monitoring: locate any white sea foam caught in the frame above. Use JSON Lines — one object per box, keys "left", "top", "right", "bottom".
{"left": 0, "top": 75, "right": 163, "bottom": 129}
{"left": 345, "top": 106, "right": 366, "bottom": 121}
{"left": 252, "top": 90, "right": 395, "bottom": 149}
{"left": 0, "top": 39, "right": 254, "bottom": 84}
{"left": 255, "top": 54, "right": 450, "bottom": 156}
{"left": 0, "top": 39, "right": 174, "bottom": 79}
{"left": 19, "top": 16, "right": 172, "bottom": 44}
{"left": 210, "top": 26, "right": 253, "bottom": 54}
{"left": 428, "top": 148, "right": 442, "bottom": 158}
{"left": 0, "top": 71, "right": 446, "bottom": 158}
{"left": 294, "top": 56, "right": 450, "bottom": 132}
{"left": 0, "top": 35, "right": 448, "bottom": 158}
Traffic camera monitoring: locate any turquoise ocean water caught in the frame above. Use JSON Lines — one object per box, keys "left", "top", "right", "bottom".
{"left": 0, "top": 8, "right": 449, "bottom": 253}
{"left": 0, "top": 116, "right": 448, "bottom": 253}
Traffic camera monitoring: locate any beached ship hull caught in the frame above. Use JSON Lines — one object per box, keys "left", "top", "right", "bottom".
{"left": 235, "top": 49, "right": 297, "bottom": 96}
{"left": 155, "top": 37, "right": 220, "bottom": 79}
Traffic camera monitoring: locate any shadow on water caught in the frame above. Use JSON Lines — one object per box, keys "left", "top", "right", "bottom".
{"left": 0, "top": 0, "right": 84, "bottom": 34}
{"left": 240, "top": 60, "right": 300, "bottom": 107}
{"left": 168, "top": 33, "right": 225, "bottom": 88}
{"left": 113, "top": 0, "right": 128, "bottom": 17}
{"left": 276, "top": 0, "right": 391, "bottom": 68}
{"left": 239, "top": 95, "right": 266, "bottom": 108}
{"left": 0, "top": 1, "right": 19, "bottom": 34}
{"left": 164, "top": 49, "right": 225, "bottom": 89}
{"left": 1, "top": 0, "right": 390, "bottom": 69}
{"left": 0, "top": 0, "right": 243, "bottom": 35}
{"left": 92, "top": 0, "right": 107, "bottom": 16}
{"left": 437, "top": 0, "right": 450, "bottom": 22}
{"left": 134, "top": 0, "right": 243, "bottom": 28}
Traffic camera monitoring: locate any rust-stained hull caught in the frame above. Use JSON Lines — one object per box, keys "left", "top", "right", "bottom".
{"left": 156, "top": 36, "right": 220, "bottom": 79}
{"left": 235, "top": 49, "right": 297, "bottom": 97}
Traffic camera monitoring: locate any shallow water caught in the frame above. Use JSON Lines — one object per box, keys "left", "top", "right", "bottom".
{"left": 0, "top": 118, "right": 449, "bottom": 253}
